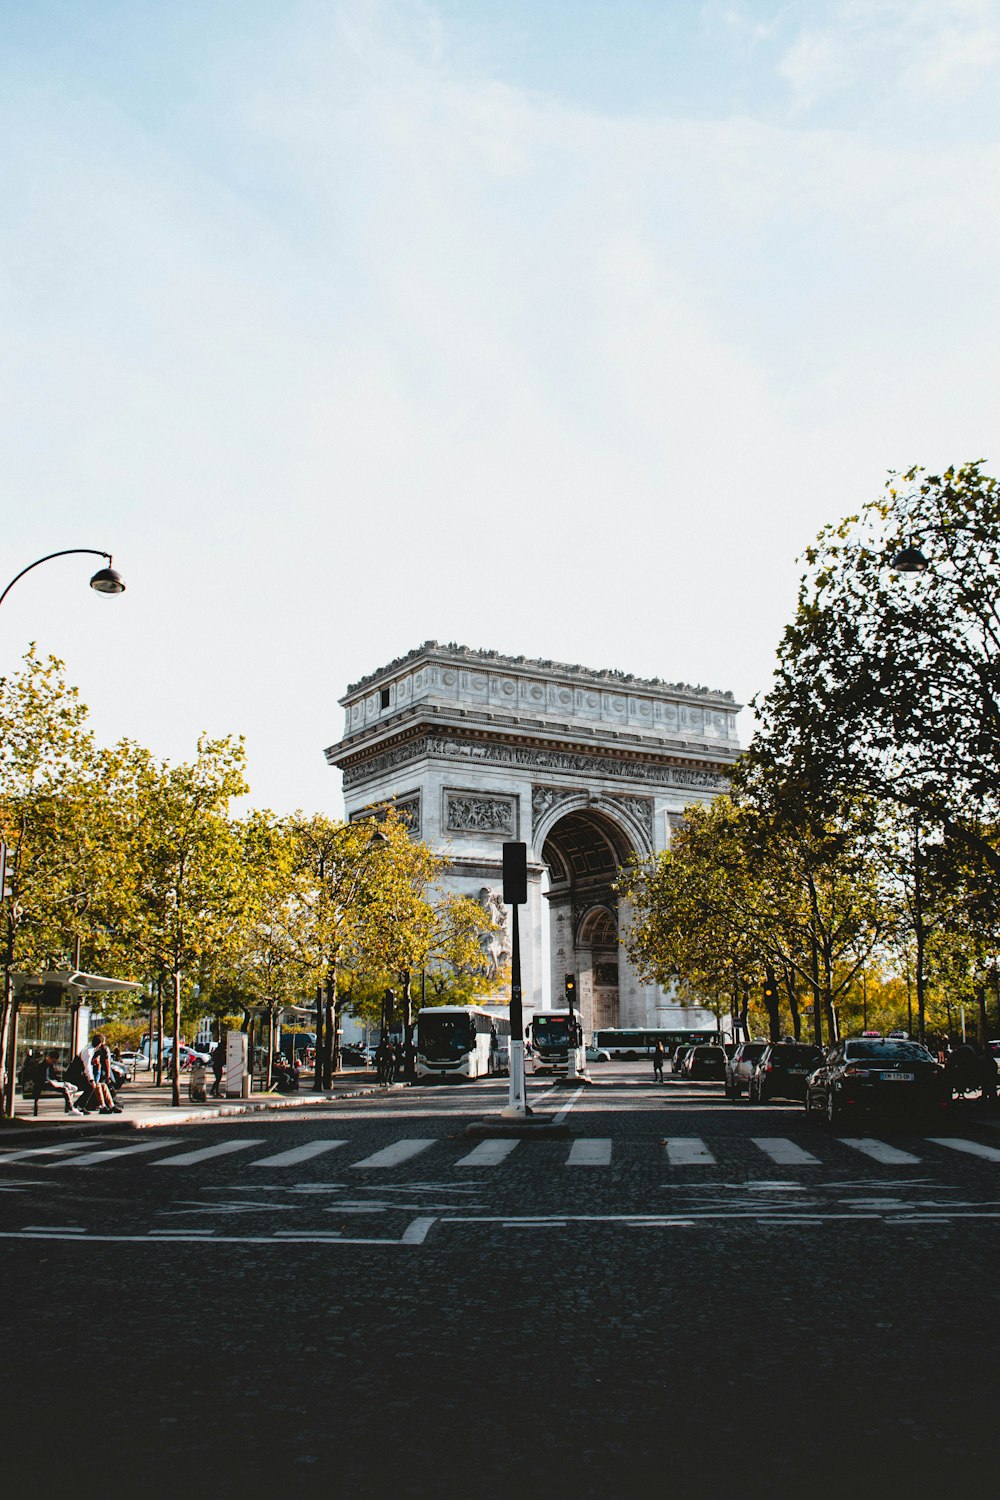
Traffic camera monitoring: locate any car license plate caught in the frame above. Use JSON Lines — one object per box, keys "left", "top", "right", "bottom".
{"left": 881, "top": 1072, "right": 914, "bottom": 1081}
{"left": 788, "top": 1068, "right": 807, "bottom": 1074}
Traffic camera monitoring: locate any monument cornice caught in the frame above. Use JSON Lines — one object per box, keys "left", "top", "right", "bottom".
{"left": 328, "top": 719, "right": 736, "bottom": 791}
{"left": 341, "top": 639, "right": 741, "bottom": 710}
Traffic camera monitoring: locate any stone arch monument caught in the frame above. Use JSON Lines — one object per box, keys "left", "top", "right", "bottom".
{"left": 326, "top": 642, "right": 741, "bottom": 1033}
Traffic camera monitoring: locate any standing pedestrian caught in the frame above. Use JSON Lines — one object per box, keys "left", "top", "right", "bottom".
{"left": 211, "top": 1037, "right": 225, "bottom": 1098}
{"left": 653, "top": 1040, "right": 665, "bottom": 1084}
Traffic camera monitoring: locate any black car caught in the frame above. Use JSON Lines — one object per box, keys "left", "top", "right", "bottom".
{"left": 748, "top": 1042, "right": 823, "bottom": 1103}
{"left": 805, "top": 1037, "right": 949, "bottom": 1124}
{"left": 684, "top": 1044, "right": 727, "bottom": 1081}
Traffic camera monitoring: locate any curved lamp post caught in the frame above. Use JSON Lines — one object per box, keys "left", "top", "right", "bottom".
{"left": 0, "top": 546, "right": 124, "bottom": 1117}
{"left": 0, "top": 548, "right": 125, "bottom": 609}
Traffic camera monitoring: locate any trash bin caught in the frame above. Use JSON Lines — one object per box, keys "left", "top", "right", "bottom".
{"left": 188, "top": 1062, "right": 207, "bottom": 1103}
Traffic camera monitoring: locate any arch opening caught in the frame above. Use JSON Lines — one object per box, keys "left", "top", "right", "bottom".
{"left": 541, "top": 808, "right": 638, "bottom": 1035}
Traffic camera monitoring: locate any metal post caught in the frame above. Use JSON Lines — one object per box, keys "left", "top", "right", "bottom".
{"left": 503, "top": 904, "right": 527, "bottom": 1117}
{"left": 313, "top": 982, "right": 323, "bottom": 1092}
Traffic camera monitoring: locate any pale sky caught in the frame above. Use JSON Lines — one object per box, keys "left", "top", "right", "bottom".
{"left": 3, "top": 0, "right": 998, "bottom": 814}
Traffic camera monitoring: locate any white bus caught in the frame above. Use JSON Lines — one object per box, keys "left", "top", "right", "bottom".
{"left": 415, "top": 1005, "right": 511, "bottom": 1081}
{"left": 593, "top": 1027, "right": 722, "bottom": 1061}
{"left": 531, "top": 1009, "right": 585, "bottom": 1075}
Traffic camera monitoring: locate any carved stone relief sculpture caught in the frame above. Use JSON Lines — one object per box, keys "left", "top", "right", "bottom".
{"left": 445, "top": 791, "right": 517, "bottom": 836}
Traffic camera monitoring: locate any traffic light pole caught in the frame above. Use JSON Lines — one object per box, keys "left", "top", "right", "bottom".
{"left": 501, "top": 842, "right": 529, "bottom": 1119}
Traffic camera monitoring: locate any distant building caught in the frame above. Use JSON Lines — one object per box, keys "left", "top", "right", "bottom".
{"left": 326, "top": 642, "right": 741, "bottom": 1034}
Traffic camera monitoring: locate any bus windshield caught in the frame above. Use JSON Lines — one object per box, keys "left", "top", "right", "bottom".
{"left": 533, "top": 1016, "right": 571, "bottom": 1049}
{"left": 418, "top": 1014, "right": 475, "bottom": 1060}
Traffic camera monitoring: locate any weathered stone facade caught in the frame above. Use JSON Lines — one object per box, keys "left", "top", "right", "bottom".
{"left": 326, "top": 642, "right": 741, "bottom": 1032}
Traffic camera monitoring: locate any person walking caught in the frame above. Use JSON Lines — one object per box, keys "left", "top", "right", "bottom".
{"left": 653, "top": 1040, "right": 665, "bottom": 1084}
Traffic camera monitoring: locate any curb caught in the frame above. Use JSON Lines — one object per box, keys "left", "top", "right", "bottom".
{"left": 1, "top": 1085, "right": 385, "bottom": 1135}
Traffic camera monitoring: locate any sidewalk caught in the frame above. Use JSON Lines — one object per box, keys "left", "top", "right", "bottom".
{"left": 4, "top": 1068, "right": 385, "bottom": 1133}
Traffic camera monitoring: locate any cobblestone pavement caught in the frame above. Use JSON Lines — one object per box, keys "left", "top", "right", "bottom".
{"left": 3, "top": 1066, "right": 998, "bottom": 1498}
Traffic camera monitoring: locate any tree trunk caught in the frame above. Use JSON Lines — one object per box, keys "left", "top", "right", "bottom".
{"left": 785, "top": 972, "right": 801, "bottom": 1041}
{"left": 810, "top": 930, "right": 823, "bottom": 1048}
{"left": 323, "top": 968, "right": 335, "bottom": 1089}
{"left": 155, "top": 977, "right": 164, "bottom": 1088}
{"left": 171, "top": 968, "right": 182, "bottom": 1107}
{"left": 1, "top": 965, "right": 16, "bottom": 1119}
{"left": 266, "top": 1006, "right": 275, "bottom": 1091}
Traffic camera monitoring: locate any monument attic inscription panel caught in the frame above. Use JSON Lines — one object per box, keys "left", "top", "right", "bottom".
{"left": 326, "top": 642, "right": 741, "bottom": 1031}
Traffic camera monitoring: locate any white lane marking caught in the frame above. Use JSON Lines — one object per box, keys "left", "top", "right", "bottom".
{"left": 553, "top": 1087, "right": 585, "bottom": 1124}
{"left": 567, "top": 1138, "right": 612, "bottom": 1167}
{"left": 665, "top": 1139, "right": 717, "bottom": 1165}
{"left": 401, "top": 1216, "right": 437, "bottom": 1243}
{"left": 0, "top": 1143, "right": 92, "bottom": 1165}
{"left": 927, "top": 1137, "right": 1000, "bottom": 1162}
{"left": 250, "top": 1141, "right": 347, "bottom": 1168}
{"left": 349, "top": 1139, "right": 436, "bottom": 1169}
{"left": 21, "top": 1224, "right": 86, "bottom": 1233}
{"left": 153, "top": 1139, "right": 266, "bottom": 1166}
{"left": 838, "top": 1138, "right": 923, "bottom": 1165}
{"left": 57, "top": 1139, "right": 184, "bottom": 1168}
{"left": 752, "top": 1138, "right": 819, "bottom": 1166}
{"left": 455, "top": 1139, "right": 519, "bottom": 1167}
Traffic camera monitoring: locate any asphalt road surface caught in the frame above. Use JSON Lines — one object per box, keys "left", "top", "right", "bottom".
{"left": 2, "top": 1063, "right": 998, "bottom": 1499}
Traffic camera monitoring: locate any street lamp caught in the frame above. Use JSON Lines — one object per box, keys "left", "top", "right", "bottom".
{"left": 891, "top": 541, "right": 929, "bottom": 574}
{"left": 0, "top": 548, "right": 126, "bottom": 609}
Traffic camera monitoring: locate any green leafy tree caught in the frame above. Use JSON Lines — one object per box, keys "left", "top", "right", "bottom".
{"left": 105, "top": 736, "right": 250, "bottom": 1105}
{"left": 749, "top": 461, "right": 1000, "bottom": 884}
{"left": 0, "top": 649, "right": 102, "bottom": 1114}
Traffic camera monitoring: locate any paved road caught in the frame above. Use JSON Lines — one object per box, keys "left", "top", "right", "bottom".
{"left": 3, "top": 1065, "right": 998, "bottom": 1497}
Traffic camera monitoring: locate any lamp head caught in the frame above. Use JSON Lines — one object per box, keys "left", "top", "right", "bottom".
{"left": 89, "top": 564, "right": 125, "bottom": 595}
{"left": 891, "top": 544, "right": 928, "bottom": 574}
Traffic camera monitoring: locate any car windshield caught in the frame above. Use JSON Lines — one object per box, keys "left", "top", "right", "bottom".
{"left": 694, "top": 1047, "right": 725, "bottom": 1059}
{"left": 740, "top": 1045, "right": 766, "bottom": 1062}
{"left": 769, "top": 1046, "right": 821, "bottom": 1065}
{"left": 844, "top": 1041, "right": 933, "bottom": 1062}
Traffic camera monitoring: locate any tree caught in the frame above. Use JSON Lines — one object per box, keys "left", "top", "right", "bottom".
{"left": 749, "top": 462, "right": 1000, "bottom": 883}
{"left": 0, "top": 649, "right": 102, "bottom": 1115}
{"left": 106, "top": 737, "right": 250, "bottom": 1106}
{"left": 619, "top": 790, "right": 889, "bottom": 1046}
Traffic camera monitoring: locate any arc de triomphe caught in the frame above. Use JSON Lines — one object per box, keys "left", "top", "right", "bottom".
{"left": 326, "top": 642, "right": 741, "bottom": 1033}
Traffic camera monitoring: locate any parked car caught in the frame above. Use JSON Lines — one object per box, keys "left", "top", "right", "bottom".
{"left": 671, "top": 1045, "right": 696, "bottom": 1075}
{"left": 339, "top": 1045, "right": 371, "bottom": 1067}
{"left": 748, "top": 1042, "right": 824, "bottom": 1103}
{"left": 585, "top": 1044, "right": 611, "bottom": 1063}
{"left": 684, "top": 1044, "right": 727, "bottom": 1081}
{"left": 805, "top": 1037, "right": 949, "bottom": 1124}
{"left": 725, "top": 1041, "right": 767, "bottom": 1099}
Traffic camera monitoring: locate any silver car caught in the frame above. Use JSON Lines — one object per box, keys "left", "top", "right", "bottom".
{"left": 724, "top": 1041, "right": 767, "bottom": 1099}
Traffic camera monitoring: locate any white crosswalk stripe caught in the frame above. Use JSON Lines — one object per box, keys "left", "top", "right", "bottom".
{"left": 250, "top": 1140, "right": 347, "bottom": 1168}
{"left": 152, "top": 1139, "right": 266, "bottom": 1166}
{"left": 0, "top": 1143, "right": 92, "bottom": 1165}
{"left": 838, "top": 1139, "right": 923, "bottom": 1165}
{"left": 456, "top": 1140, "right": 520, "bottom": 1167}
{"left": 58, "top": 1139, "right": 184, "bottom": 1169}
{"left": 926, "top": 1137, "right": 1000, "bottom": 1162}
{"left": 350, "top": 1139, "right": 436, "bottom": 1169}
{"left": 567, "top": 1138, "right": 613, "bottom": 1166}
{"left": 665, "top": 1138, "right": 716, "bottom": 1165}
{"left": 751, "top": 1138, "right": 819, "bottom": 1166}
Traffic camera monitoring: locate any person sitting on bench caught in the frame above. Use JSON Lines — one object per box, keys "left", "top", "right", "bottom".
{"left": 31, "top": 1052, "right": 85, "bottom": 1116}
